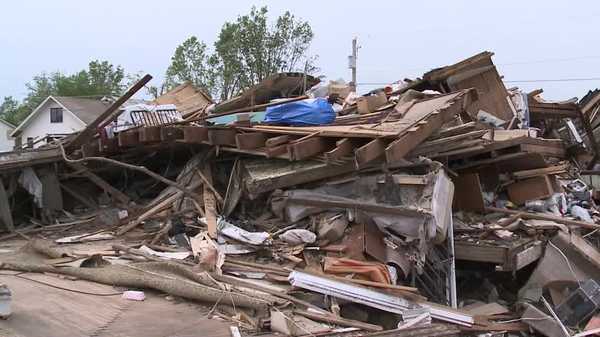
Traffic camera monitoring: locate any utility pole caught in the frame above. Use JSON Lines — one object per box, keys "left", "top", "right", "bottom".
{"left": 349, "top": 37, "right": 357, "bottom": 92}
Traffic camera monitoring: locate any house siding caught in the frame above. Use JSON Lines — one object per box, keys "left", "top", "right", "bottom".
{"left": 0, "top": 122, "right": 14, "bottom": 152}
{"left": 18, "top": 100, "right": 86, "bottom": 148}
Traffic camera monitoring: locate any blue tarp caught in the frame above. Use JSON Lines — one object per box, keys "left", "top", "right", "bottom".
{"left": 264, "top": 98, "right": 335, "bottom": 126}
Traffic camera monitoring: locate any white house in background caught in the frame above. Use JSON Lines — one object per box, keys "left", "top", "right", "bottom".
{"left": 10, "top": 96, "right": 109, "bottom": 148}
{"left": 0, "top": 119, "right": 15, "bottom": 152}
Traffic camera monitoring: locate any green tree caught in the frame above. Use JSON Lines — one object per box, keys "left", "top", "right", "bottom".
{"left": 0, "top": 96, "right": 29, "bottom": 125}
{"left": 6, "top": 60, "right": 127, "bottom": 125}
{"left": 165, "top": 6, "right": 316, "bottom": 100}
{"left": 165, "top": 37, "right": 214, "bottom": 95}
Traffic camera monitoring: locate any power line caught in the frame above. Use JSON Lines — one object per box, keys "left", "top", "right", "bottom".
{"left": 358, "top": 55, "right": 600, "bottom": 73}
{"left": 505, "top": 77, "right": 600, "bottom": 83}
{"left": 498, "top": 55, "right": 600, "bottom": 66}
{"left": 357, "top": 77, "right": 600, "bottom": 86}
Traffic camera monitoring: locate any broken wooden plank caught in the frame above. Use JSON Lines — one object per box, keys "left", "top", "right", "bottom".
{"left": 202, "top": 165, "right": 218, "bottom": 238}
{"left": 195, "top": 169, "right": 224, "bottom": 205}
{"left": 265, "top": 135, "right": 290, "bottom": 147}
{"left": 392, "top": 174, "right": 428, "bottom": 185}
{"left": 512, "top": 163, "right": 569, "bottom": 179}
{"left": 288, "top": 137, "right": 332, "bottom": 161}
{"left": 355, "top": 138, "right": 386, "bottom": 168}
{"left": 385, "top": 113, "right": 444, "bottom": 164}
{"left": 243, "top": 159, "right": 356, "bottom": 198}
{"left": 235, "top": 133, "right": 267, "bottom": 150}
{"left": 324, "top": 138, "right": 356, "bottom": 162}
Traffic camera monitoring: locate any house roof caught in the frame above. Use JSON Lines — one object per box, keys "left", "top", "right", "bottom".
{"left": 52, "top": 96, "right": 109, "bottom": 124}
{"left": 11, "top": 96, "right": 108, "bottom": 136}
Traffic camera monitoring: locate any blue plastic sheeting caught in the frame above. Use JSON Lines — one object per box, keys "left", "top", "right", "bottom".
{"left": 264, "top": 98, "right": 335, "bottom": 126}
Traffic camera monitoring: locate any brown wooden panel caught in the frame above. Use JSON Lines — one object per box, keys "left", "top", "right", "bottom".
{"left": 160, "top": 127, "right": 184, "bottom": 141}
{"left": 117, "top": 129, "right": 139, "bottom": 147}
{"left": 235, "top": 133, "right": 267, "bottom": 150}
{"left": 208, "top": 129, "right": 237, "bottom": 146}
{"left": 355, "top": 138, "right": 386, "bottom": 168}
{"left": 452, "top": 173, "right": 485, "bottom": 212}
{"left": 506, "top": 175, "right": 553, "bottom": 205}
{"left": 139, "top": 126, "right": 161, "bottom": 143}
{"left": 288, "top": 137, "right": 333, "bottom": 160}
{"left": 182, "top": 126, "right": 208, "bottom": 143}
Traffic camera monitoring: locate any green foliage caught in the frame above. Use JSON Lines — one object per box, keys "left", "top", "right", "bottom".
{"left": 0, "top": 96, "right": 29, "bottom": 126}
{"left": 2, "top": 60, "right": 126, "bottom": 125}
{"left": 165, "top": 6, "right": 316, "bottom": 100}
{"left": 165, "top": 37, "right": 215, "bottom": 95}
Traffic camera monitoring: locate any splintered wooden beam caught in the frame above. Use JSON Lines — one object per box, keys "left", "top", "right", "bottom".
{"left": 235, "top": 133, "right": 267, "bottom": 149}
{"left": 324, "top": 138, "right": 355, "bottom": 162}
{"left": 354, "top": 138, "right": 387, "bottom": 168}
{"left": 386, "top": 107, "right": 462, "bottom": 163}
{"left": 288, "top": 137, "right": 333, "bottom": 161}
{"left": 202, "top": 165, "right": 218, "bottom": 238}
{"left": 67, "top": 74, "right": 152, "bottom": 150}
{"left": 265, "top": 135, "right": 290, "bottom": 147}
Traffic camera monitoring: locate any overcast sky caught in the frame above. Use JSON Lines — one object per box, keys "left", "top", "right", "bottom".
{"left": 1, "top": 1, "right": 600, "bottom": 101}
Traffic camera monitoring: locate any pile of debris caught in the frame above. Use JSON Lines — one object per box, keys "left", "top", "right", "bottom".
{"left": 2, "top": 51, "right": 600, "bottom": 337}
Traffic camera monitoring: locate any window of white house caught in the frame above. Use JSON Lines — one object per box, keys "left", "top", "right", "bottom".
{"left": 50, "top": 108, "right": 63, "bottom": 123}
{"left": 27, "top": 137, "right": 34, "bottom": 148}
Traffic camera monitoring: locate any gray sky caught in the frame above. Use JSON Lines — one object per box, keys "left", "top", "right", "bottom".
{"left": 2, "top": 0, "right": 600, "bottom": 101}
